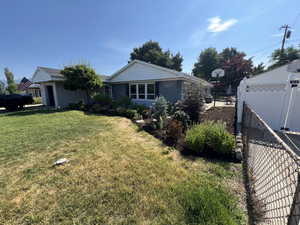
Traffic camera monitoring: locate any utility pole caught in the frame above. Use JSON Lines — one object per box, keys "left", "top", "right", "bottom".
{"left": 280, "top": 24, "right": 291, "bottom": 54}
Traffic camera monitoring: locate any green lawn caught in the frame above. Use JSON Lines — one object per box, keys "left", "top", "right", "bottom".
{"left": 0, "top": 109, "right": 246, "bottom": 225}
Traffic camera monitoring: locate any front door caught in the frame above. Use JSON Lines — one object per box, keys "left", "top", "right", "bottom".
{"left": 46, "top": 85, "right": 55, "bottom": 106}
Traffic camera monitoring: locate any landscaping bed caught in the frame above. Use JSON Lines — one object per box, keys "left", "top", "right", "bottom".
{"left": 201, "top": 106, "right": 236, "bottom": 134}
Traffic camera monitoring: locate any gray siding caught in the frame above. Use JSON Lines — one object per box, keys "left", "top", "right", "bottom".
{"left": 55, "top": 82, "right": 89, "bottom": 107}
{"left": 110, "top": 81, "right": 183, "bottom": 104}
{"left": 112, "top": 84, "right": 128, "bottom": 99}
{"left": 158, "top": 80, "right": 182, "bottom": 103}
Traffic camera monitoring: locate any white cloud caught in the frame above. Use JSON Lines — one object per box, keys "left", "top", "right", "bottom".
{"left": 207, "top": 17, "right": 238, "bottom": 33}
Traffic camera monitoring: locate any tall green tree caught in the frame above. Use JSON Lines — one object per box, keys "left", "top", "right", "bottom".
{"left": 170, "top": 52, "right": 183, "bottom": 72}
{"left": 219, "top": 48, "right": 253, "bottom": 90}
{"left": 61, "top": 64, "right": 102, "bottom": 97}
{"left": 192, "top": 47, "right": 252, "bottom": 90}
{"left": 192, "top": 48, "right": 219, "bottom": 80}
{"left": 4, "top": 68, "right": 17, "bottom": 94}
{"left": 0, "top": 81, "right": 5, "bottom": 94}
{"left": 268, "top": 46, "right": 300, "bottom": 70}
{"left": 129, "top": 41, "right": 183, "bottom": 71}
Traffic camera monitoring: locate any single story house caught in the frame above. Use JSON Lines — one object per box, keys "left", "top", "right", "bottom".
{"left": 32, "top": 60, "right": 212, "bottom": 108}
{"left": 237, "top": 59, "right": 300, "bottom": 132}
{"left": 17, "top": 77, "right": 42, "bottom": 97}
{"left": 31, "top": 67, "right": 90, "bottom": 108}
{"left": 25, "top": 84, "right": 42, "bottom": 98}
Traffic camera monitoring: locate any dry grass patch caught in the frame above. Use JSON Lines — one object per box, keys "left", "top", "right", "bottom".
{"left": 0, "top": 109, "right": 246, "bottom": 225}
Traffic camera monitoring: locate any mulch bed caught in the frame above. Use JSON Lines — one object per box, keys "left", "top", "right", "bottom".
{"left": 201, "top": 106, "right": 236, "bottom": 134}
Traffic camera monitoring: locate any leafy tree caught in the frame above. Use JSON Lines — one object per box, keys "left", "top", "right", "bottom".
{"left": 177, "top": 83, "right": 204, "bottom": 122}
{"left": 251, "top": 63, "right": 265, "bottom": 76}
{"left": 268, "top": 47, "right": 300, "bottom": 70}
{"left": 4, "top": 68, "right": 17, "bottom": 94}
{"left": 170, "top": 52, "right": 183, "bottom": 72}
{"left": 219, "top": 48, "right": 253, "bottom": 90}
{"left": 129, "top": 41, "right": 183, "bottom": 71}
{"left": 61, "top": 64, "right": 103, "bottom": 97}
{"left": 0, "top": 81, "right": 5, "bottom": 94}
{"left": 193, "top": 47, "right": 253, "bottom": 91}
{"left": 192, "top": 48, "right": 220, "bottom": 80}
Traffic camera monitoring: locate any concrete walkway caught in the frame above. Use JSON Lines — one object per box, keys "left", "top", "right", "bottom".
{"left": 204, "top": 100, "right": 235, "bottom": 111}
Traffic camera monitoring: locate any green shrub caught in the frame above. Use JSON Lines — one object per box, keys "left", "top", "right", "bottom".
{"left": 129, "top": 103, "right": 150, "bottom": 119}
{"left": 176, "top": 183, "right": 244, "bottom": 225}
{"left": 130, "top": 103, "right": 148, "bottom": 114}
{"left": 124, "top": 109, "right": 139, "bottom": 119}
{"left": 116, "top": 107, "right": 127, "bottom": 116}
{"left": 115, "top": 107, "right": 140, "bottom": 120}
{"left": 167, "top": 102, "right": 176, "bottom": 115}
{"left": 90, "top": 103, "right": 107, "bottom": 113}
{"left": 177, "top": 83, "right": 204, "bottom": 122}
{"left": 33, "top": 97, "right": 42, "bottom": 104}
{"left": 165, "top": 119, "right": 183, "bottom": 146}
{"left": 93, "top": 94, "right": 112, "bottom": 106}
{"left": 185, "top": 121, "right": 235, "bottom": 158}
{"left": 152, "top": 97, "right": 168, "bottom": 120}
{"left": 173, "top": 110, "right": 190, "bottom": 131}
{"left": 68, "top": 101, "right": 85, "bottom": 111}
{"left": 115, "top": 96, "right": 132, "bottom": 108}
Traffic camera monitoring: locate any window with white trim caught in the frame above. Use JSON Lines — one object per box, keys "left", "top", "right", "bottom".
{"left": 129, "top": 83, "right": 155, "bottom": 100}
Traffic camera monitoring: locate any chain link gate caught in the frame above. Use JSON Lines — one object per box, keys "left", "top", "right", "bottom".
{"left": 242, "top": 104, "right": 300, "bottom": 225}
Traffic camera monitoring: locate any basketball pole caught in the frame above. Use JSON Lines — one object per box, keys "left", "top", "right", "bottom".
{"left": 213, "top": 74, "right": 219, "bottom": 107}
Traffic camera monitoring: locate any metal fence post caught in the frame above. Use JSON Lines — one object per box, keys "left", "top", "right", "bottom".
{"left": 288, "top": 173, "right": 300, "bottom": 225}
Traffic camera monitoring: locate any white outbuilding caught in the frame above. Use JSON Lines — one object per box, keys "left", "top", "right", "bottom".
{"left": 31, "top": 67, "right": 90, "bottom": 108}
{"left": 237, "top": 60, "right": 300, "bottom": 132}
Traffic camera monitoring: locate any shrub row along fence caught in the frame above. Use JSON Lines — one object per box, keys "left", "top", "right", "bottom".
{"left": 242, "top": 103, "right": 300, "bottom": 225}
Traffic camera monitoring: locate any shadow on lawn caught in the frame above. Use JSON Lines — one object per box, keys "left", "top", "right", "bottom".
{"left": 3, "top": 108, "right": 64, "bottom": 117}
{"left": 179, "top": 147, "right": 239, "bottom": 164}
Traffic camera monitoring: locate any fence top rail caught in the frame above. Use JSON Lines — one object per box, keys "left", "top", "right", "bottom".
{"left": 244, "top": 103, "right": 300, "bottom": 164}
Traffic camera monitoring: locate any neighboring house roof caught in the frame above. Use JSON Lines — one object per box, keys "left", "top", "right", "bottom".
{"left": 28, "top": 83, "right": 40, "bottom": 88}
{"left": 108, "top": 60, "right": 212, "bottom": 87}
{"left": 32, "top": 66, "right": 110, "bottom": 83}
{"left": 99, "top": 75, "right": 111, "bottom": 81}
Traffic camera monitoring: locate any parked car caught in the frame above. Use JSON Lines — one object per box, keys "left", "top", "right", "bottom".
{"left": 204, "top": 94, "right": 213, "bottom": 103}
{"left": 0, "top": 94, "right": 34, "bottom": 111}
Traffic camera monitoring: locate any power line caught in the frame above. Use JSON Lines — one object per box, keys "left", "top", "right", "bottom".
{"left": 248, "top": 40, "right": 282, "bottom": 55}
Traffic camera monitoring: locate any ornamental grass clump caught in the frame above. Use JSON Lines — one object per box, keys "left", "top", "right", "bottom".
{"left": 185, "top": 121, "right": 235, "bottom": 158}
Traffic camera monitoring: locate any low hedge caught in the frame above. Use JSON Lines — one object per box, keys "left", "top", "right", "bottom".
{"left": 0, "top": 94, "right": 33, "bottom": 111}
{"left": 185, "top": 121, "right": 235, "bottom": 158}
{"left": 33, "top": 97, "right": 42, "bottom": 104}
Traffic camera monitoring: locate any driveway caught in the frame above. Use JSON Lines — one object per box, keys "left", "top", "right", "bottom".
{"left": 204, "top": 100, "right": 235, "bottom": 111}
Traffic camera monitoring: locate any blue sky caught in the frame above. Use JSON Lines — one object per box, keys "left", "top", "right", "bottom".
{"left": 0, "top": 0, "right": 300, "bottom": 80}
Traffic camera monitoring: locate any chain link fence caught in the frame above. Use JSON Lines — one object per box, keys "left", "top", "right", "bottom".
{"left": 242, "top": 103, "right": 300, "bottom": 225}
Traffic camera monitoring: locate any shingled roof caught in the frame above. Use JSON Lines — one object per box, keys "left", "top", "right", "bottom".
{"left": 38, "top": 67, "right": 63, "bottom": 79}
{"left": 37, "top": 67, "right": 110, "bottom": 81}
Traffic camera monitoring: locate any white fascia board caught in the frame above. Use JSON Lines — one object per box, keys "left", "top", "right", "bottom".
{"left": 108, "top": 60, "right": 187, "bottom": 82}
{"left": 107, "top": 77, "right": 185, "bottom": 84}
